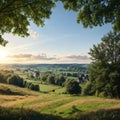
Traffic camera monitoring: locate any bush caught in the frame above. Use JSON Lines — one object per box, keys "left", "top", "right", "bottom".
{"left": 24, "top": 81, "right": 40, "bottom": 92}
{"left": 0, "top": 73, "right": 6, "bottom": 83}
{"left": 66, "top": 79, "right": 81, "bottom": 94}
{"left": 82, "top": 81, "right": 95, "bottom": 95}
{"left": 25, "top": 82, "right": 32, "bottom": 88}
{"left": 7, "top": 75, "right": 24, "bottom": 87}
{"left": 29, "top": 84, "right": 40, "bottom": 91}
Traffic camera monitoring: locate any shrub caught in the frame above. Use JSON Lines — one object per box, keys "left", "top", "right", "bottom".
{"left": 7, "top": 75, "right": 24, "bottom": 87}
{"left": 82, "top": 81, "right": 95, "bottom": 95}
{"left": 29, "top": 84, "right": 40, "bottom": 91}
{"left": 25, "top": 82, "right": 32, "bottom": 88}
{"left": 0, "top": 73, "right": 6, "bottom": 83}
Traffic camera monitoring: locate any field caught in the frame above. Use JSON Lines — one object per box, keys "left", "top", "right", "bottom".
{"left": 0, "top": 83, "right": 120, "bottom": 120}
{"left": 0, "top": 64, "right": 120, "bottom": 120}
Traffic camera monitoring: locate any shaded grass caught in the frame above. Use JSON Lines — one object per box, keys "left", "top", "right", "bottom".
{"left": 71, "top": 108, "right": 120, "bottom": 120}
{"left": 0, "top": 106, "right": 65, "bottom": 120}
{"left": 1, "top": 106, "right": 120, "bottom": 120}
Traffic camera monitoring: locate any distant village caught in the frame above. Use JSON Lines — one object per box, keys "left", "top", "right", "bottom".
{"left": 27, "top": 69, "right": 88, "bottom": 83}
{"left": 28, "top": 69, "right": 40, "bottom": 78}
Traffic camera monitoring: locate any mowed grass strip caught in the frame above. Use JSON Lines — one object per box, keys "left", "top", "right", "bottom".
{"left": 0, "top": 96, "right": 41, "bottom": 107}
{"left": 0, "top": 95, "right": 25, "bottom": 104}
{"left": 27, "top": 97, "right": 71, "bottom": 110}
{"left": 56, "top": 98, "right": 120, "bottom": 117}
{"left": 14, "top": 94, "right": 62, "bottom": 108}
{"left": 56, "top": 97, "right": 119, "bottom": 110}
{"left": 39, "top": 97, "right": 80, "bottom": 114}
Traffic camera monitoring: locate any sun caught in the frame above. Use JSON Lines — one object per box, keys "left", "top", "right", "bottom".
{"left": 0, "top": 51, "right": 7, "bottom": 61}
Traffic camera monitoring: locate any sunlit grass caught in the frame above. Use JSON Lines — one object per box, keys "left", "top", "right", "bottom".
{"left": 58, "top": 101, "right": 120, "bottom": 117}
{"left": 0, "top": 83, "right": 120, "bottom": 118}
{"left": 39, "top": 84, "right": 61, "bottom": 93}
{"left": 0, "top": 83, "right": 40, "bottom": 96}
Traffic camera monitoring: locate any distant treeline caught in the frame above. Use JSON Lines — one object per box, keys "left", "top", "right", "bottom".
{"left": 0, "top": 64, "right": 89, "bottom": 72}
{"left": 0, "top": 69, "right": 88, "bottom": 94}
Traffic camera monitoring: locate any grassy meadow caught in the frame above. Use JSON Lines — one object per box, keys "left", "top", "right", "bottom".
{"left": 0, "top": 64, "right": 120, "bottom": 120}
{"left": 0, "top": 83, "right": 120, "bottom": 120}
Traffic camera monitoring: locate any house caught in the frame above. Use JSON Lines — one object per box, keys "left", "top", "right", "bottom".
{"left": 28, "top": 70, "right": 40, "bottom": 78}
{"left": 78, "top": 74, "right": 89, "bottom": 83}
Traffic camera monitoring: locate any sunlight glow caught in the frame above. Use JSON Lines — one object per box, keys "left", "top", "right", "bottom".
{"left": 0, "top": 50, "right": 8, "bottom": 63}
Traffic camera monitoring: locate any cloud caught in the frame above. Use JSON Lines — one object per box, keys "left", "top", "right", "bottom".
{"left": 8, "top": 53, "right": 56, "bottom": 62}
{"left": 10, "top": 54, "right": 32, "bottom": 58}
{"left": 65, "top": 55, "right": 90, "bottom": 60}
{"left": 28, "top": 29, "right": 39, "bottom": 39}
{"left": 7, "top": 54, "right": 91, "bottom": 64}
{"left": 57, "top": 54, "right": 90, "bottom": 63}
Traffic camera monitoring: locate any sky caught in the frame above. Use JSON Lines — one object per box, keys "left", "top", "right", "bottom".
{"left": 0, "top": 2, "right": 112, "bottom": 64}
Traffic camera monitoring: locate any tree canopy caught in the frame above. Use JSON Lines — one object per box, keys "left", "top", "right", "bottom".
{"left": 0, "top": 0, "right": 120, "bottom": 46}
{"left": 88, "top": 31, "right": 120, "bottom": 98}
{"left": 60, "top": 0, "right": 120, "bottom": 31}
{"left": 0, "top": 0, "right": 55, "bottom": 46}
{"left": 66, "top": 79, "right": 81, "bottom": 94}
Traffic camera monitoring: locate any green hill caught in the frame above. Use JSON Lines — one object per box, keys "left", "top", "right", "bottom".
{"left": 0, "top": 83, "right": 120, "bottom": 120}
{"left": 0, "top": 83, "right": 39, "bottom": 96}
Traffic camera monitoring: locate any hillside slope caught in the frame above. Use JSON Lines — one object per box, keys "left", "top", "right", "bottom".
{"left": 0, "top": 83, "right": 39, "bottom": 96}
{"left": 0, "top": 83, "right": 120, "bottom": 119}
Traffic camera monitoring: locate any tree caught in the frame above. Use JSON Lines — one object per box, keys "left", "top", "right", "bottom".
{"left": 7, "top": 75, "right": 24, "bottom": 87}
{"left": 1, "top": 1, "right": 120, "bottom": 46}
{"left": 82, "top": 81, "right": 94, "bottom": 96}
{"left": 66, "top": 79, "right": 81, "bottom": 94}
{"left": 55, "top": 75, "right": 65, "bottom": 86}
{"left": 47, "top": 74, "right": 55, "bottom": 84}
{"left": 40, "top": 73, "right": 47, "bottom": 82}
{"left": 1, "top": 0, "right": 120, "bottom": 46}
{"left": 88, "top": 31, "right": 120, "bottom": 98}
{"left": 59, "top": 0, "right": 120, "bottom": 31}
{"left": 0, "top": 0, "right": 55, "bottom": 46}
